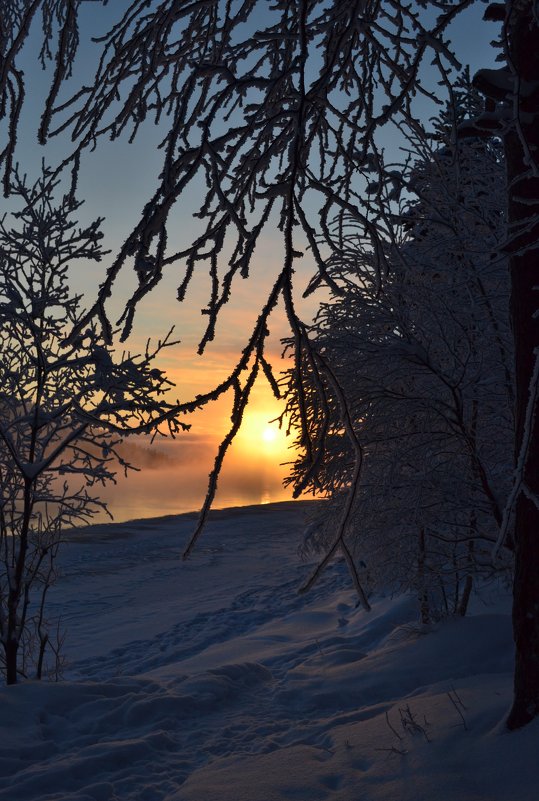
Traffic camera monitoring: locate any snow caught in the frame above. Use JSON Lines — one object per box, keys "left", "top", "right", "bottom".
{"left": 1, "top": 501, "right": 538, "bottom": 801}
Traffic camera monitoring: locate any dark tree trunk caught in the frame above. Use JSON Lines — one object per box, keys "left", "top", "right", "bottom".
{"left": 5, "top": 586, "right": 21, "bottom": 686}
{"left": 457, "top": 540, "right": 474, "bottom": 618}
{"left": 5, "top": 639, "right": 18, "bottom": 686}
{"left": 457, "top": 575, "right": 473, "bottom": 618}
{"left": 503, "top": 1, "right": 539, "bottom": 731}
{"left": 417, "top": 528, "right": 430, "bottom": 625}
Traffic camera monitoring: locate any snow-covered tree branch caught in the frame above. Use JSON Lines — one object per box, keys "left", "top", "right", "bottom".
{"left": 0, "top": 168, "right": 188, "bottom": 684}
{"left": 284, "top": 86, "right": 513, "bottom": 621}
{"left": 1, "top": 0, "right": 539, "bottom": 731}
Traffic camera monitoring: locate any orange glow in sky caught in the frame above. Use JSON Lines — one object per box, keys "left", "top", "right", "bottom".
{"left": 94, "top": 275, "right": 302, "bottom": 522}
{"left": 96, "top": 372, "right": 298, "bottom": 523}
{"left": 233, "top": 392, "right": 291, "bottom": 462}
{"left": 88, "top": 234, "right": 317, "bottom": 523}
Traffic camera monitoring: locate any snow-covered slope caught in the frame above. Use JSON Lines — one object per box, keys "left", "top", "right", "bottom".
{"left": 0, "top": 502, "right": 537, "bottom": 801}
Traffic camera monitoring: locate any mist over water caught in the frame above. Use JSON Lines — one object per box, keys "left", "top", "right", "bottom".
{"left": 95, "top": 438, "right": 295, "bottom": 523}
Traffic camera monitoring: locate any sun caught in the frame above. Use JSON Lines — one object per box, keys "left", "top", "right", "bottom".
{"left": 262, "top": 425, "right": 278, "bottom": 443}
{"left": 233, "top": 403, "right": 290, "bottom": 459}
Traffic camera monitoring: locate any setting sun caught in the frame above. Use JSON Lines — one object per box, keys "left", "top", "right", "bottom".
{"left": 232, "top": 392, "right": 291, "bottom": 461}
{"left": 262, "top": 425, "right": 278, "bottom": 443}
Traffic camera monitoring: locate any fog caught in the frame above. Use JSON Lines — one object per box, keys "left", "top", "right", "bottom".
{"left": 95, "top": 434, "right": 295, "bottom": 523}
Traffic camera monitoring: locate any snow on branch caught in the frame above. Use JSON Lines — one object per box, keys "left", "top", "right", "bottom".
{"left": 0, "top": 0, "right": 470, "bottom": 352}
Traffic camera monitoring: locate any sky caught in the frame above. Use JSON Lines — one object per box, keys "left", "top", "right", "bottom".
{"left": 10, "top": 0, "right": 498, "bottom": 522}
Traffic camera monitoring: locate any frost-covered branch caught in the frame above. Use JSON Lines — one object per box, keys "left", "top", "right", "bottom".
{"left": 0, "top": 167, "right": 189, "bottom": 684}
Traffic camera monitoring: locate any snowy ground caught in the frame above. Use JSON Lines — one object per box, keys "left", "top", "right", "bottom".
{"left": 1, "top": 501, "right": 537, "bottom": 801}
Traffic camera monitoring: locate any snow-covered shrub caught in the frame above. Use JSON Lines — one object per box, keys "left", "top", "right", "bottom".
{"left": 286, "top": 98, "right": 513, "bottom": 620}
{"left": 0, "top": 169, "right": 187, "bottom": 684}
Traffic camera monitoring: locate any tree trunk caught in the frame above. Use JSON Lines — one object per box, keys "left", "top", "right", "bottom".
{"left": 417, "top": 528, "right": 430, "bottom": 625}
{"left": 504, "top": 0, "right": 539, "bottom": 730}
{"left": 5, "top": 585, "right": 21, "bottom": 686}
{"left": 5, "top": 639, "right": 18, "bottom": 685}
{"left": 457, "top": 540, "right": 474, "bottom": 618}
{"left": 457, "top": 575, "right": 473, "bottom": 618}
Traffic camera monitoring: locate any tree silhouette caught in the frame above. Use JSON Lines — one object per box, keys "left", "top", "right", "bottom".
{"left": 285, "top": 98, "right": 512, "bottom": 623}
{"left": 1, "top": 0, "right": 538, "bottom": 727}
{"left": 0, "top": 168, "right": 187, "bottom": 683}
